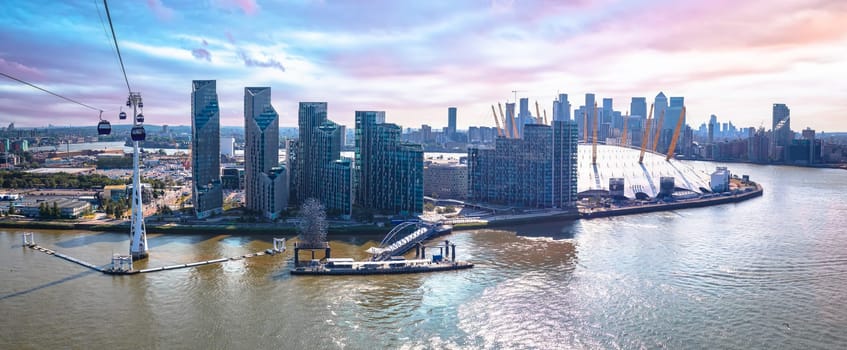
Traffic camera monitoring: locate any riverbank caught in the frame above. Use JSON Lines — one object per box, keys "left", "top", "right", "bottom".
{"left": 0, "top": 186, "right": 763, "bottom": 234}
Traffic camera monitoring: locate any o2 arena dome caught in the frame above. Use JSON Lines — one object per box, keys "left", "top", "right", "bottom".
{"left": 577, "top": 144, "right": 712, "bottom": 199}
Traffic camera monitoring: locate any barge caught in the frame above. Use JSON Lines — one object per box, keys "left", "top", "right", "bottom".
{"left": 290, "top": 257, "right": 474, "bottom": 276}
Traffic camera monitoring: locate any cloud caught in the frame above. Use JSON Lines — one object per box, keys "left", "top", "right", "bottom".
{"left": 238, "top": 51, "right": 285, "bottom": 71}
{"left": 0, "top": 58, "right": 44, "bottom": 81}
{"left": 214, "top": 0, "right": 259, "bottom": 15}
{"left": 146, "top": 0, "right": 176, "bottom": 21}
{"left": 191, "top": 48, "right": 212, "bottom": 61}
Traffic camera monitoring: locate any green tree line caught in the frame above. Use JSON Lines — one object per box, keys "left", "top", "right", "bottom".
{"left": 0, "top": 170, "right": 125, "bottom": 189}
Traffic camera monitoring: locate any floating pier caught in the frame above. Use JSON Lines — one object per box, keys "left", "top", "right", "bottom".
{"left": 22, "top": 234, "right": 286, "bottom": 276}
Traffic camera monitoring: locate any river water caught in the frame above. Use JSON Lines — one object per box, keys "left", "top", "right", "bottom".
{"left": 1, "top": 163, "right": 846, "bottom": 349}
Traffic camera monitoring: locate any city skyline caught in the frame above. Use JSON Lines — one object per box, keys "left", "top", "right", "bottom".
{"left": 1, "top": 1, "right": 846, "bottom": 131}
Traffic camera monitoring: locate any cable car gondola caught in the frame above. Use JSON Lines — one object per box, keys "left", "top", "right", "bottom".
{"left": 138, "top": 101, "right": 143, "bottom": 108}
{"left": 98, "top": 120, "right": 111, "bottom": 135}
{"left": 136, "top": 113, "right": 144, "bottom": 123}
{"left": 130, "top": 125, "right": 146, "bottom": 141}
{"left": 119, "top": 108, "right": 127, "bottom": 120}
{"left": 126, "top": 97, "right": 131, "bottom": 107}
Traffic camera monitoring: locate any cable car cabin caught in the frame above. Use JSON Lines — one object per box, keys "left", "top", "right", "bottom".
{"left": 126, "top": 98, "right": 131, "bottom": 107}
{"left": 136, "top": 114, "right": 144, "bottom": 123}
{"left": 130, "top": 126, "right": 146, "bottom": 141}
{"left": 138, "top": 101, "right": 144, "bottom": 108}
{"left": 119, "top": 111, "right": 127, "bottom": 120}
{"left": 97, "top": 120, "right": 112, "bottom": 135}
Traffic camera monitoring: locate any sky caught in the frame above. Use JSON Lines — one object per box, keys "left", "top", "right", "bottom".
{"left": 1, "top": 0, "right": 846, "bottom": 132}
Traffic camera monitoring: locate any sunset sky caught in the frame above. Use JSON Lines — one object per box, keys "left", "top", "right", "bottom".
{"left": 1, "top": 0, "right": 846, "bottom": 132}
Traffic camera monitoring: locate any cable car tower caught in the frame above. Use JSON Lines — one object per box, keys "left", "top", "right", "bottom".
{"left": 127, "top": 92, "right": 148, "bottom": 260}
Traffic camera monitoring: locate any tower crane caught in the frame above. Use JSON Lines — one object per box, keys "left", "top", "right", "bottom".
{"left": 665, "top": 106, "right": 686, "bottom": 161}
{"left": 491, "top": 105, "right": 503, "bottom": 137}
{"left": 639, "top": 104, "right": 654, "bottom": 163}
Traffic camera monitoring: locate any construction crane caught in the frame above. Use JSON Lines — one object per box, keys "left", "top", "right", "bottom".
{"left": 491, "top": 105, "right": 503, "bottom": 137}
{"left": 497, "top": 103, "right": 508, "bottom": 138}
{"left": 665, "top": 106, "right": 686, "bottom": 161}
{"left": 621, "top": 111, "right": 629, "bottom": 147}
{"left": 592, "top": 102, "right": 599, "bottom": 165}
{"left": 511, "top": 90, "right": 525, "bottom": 102}
{"left": 651, "top": 108, "right": 665, "bottom": 153}
{"left": 639, "top": 104, "right": 654, "bottom": 163}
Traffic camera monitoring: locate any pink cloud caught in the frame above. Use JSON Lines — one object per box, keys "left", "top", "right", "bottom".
{"left": 215, "top": 0, "right": 259, "bottom": 15}
{"left": 0, "top": 58, "right": 44, "bottom": 82}
{"left": 146, "top": 0, "right": 176, "bottom": 20}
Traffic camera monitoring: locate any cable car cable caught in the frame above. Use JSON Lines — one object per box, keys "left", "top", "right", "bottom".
{"left": 0, "top": 71, "right": 102, "bottom": 113}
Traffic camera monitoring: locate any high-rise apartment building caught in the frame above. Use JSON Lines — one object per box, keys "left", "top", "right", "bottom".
{"left": 191, "top": 80, "right": 223, "bottom": 218}
{"left": 355, "top": 111, "right": 424, "bottom": 214}
{"left": 771, "top": 103, "right": 792, "bottom": 161}
{"left": 244, "top": 87, "right": 288, "bottom": 219}
{"left": 297, "top": 102, "right": 352, "bottom": 216}
{"left": 468, "top": 119, "right": 578, "bottom": 208}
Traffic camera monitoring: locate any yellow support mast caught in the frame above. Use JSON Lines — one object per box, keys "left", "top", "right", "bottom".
{"left": 621, "top": 110, "right": 629, "bottom": 147}
{"left": 498, "top": 103, "right": 508, "bottom": 138}
{"left": 583, "top": 110, "right": 588, "bottom": 142}
{"left": 509, "top": 107, "right": 519, "bottom": 139}
{"left": 491, "top": 105, "right": 503, "bottom": 137}
{"left": 592, "top": 102, "right": 599, "bottom": 165}
{"left": 639, "top": 104, "right": 654, "bottom": 163}
{"left": 651, "top": 108, "right": 665, "bottom": 153}
{"left": 665, "top": 106, "right": 686, "bottom": 161}
{"left": 543, "top": 109, "right": 548, "bottom": 125}
{"left": 535, "top": 101, "right": 542, "bottom": 125}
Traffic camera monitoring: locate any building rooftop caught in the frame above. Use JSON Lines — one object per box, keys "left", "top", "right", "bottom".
{"left": 578, "top": 144, "right": 712, "bottom": 199}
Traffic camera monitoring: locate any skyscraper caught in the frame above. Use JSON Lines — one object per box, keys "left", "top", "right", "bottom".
{"left": 772, "top": 103, "right": 792, "bottom": 161}
{"left": 190, "top": 80, "right": 223, "bottom": 219}
{"left": 447, "top": 107, "right": 457, "bottom": 139}
{"left": 581, "top": 93, "right": 596, "bottom": 142}
{"left": 297, "top": 102, "right": 352, "bottom": 216}
{"left": 553, "top": 93, "right": 571, "bottom": 121}
{"left": 602, "top": 98, "right": 613, "bottom": 125}
{"left": 468, "top": 119, "right": 578, "bottom": 208}
{"left": 355, "top": 111, "right": 423, "bottom": 214}
{"left": 244, "top": 87, "right": 288, "bottom": 219}
{"left": 651, "top": 92, "right": 668, "bottom": 150}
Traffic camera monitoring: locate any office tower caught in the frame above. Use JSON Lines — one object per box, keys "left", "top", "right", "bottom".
{"left": 651, "top": 92, "right": 668, "bottom": 150}
{"left": 297, "top": 102, "right": 352, "bottom": 216}
{"left": 244, "top": 87, "right": 288, "bottom": 219}
{"left": 602, "top": 98, "right": 613, "bottom": 125}
{"left": 629, "top": 97, "right": 647, "bottom": 146}
{"left": 355, "top": 111, "right": 424, "bottom": 214}
{"left": 190, "top": 80, "right": 223, "bottom": 219}
{"left": 518, "top": 98, "right": 531, "bottom": 137}
{"left": 505, "top": 102, "right": 516, "bottom": 139}
{"left": 468, "top": 119, "right": 578, "bottom": 208}
{"left": 447, "top": 107, "right": 457, "bottom": 140}
{"left": 583, "top": 93, "right": 596, "bottom": 141}
{"left": 553, "top": 93, "right": 570, "bottom": 121}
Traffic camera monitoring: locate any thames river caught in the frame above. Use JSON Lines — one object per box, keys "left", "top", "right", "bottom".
{"left": 1, "top": 163, "right": 846, "bottom": 349}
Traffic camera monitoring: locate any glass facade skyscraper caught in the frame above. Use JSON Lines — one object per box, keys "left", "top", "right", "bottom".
{"left": 297, "top": 102, "right": 352, "bottom": 216}
{"left": 244, "top": 87, "right": 288, "bottom": 219}
{"left": 468, "top": 120, "right": 579, "bottom": 208}
{"left": 355, "top": 111, "right": 424, "bottom": 215}
{"left": 191, "top": 80, "right": 223, "bottom": 218}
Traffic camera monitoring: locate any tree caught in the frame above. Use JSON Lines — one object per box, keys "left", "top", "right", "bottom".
{"left": 8, "top": 202, "right": 16, "bottom": 215}
{"left": 51, "top": 202, "right": 60, "bottom": 218}
{"left": 296, "top": 198, "right": 328, "bottom": 247}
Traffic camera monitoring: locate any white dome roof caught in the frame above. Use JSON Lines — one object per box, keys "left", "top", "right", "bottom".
{"left": 577, "top": 144, "right": 711, "bottom": 198}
